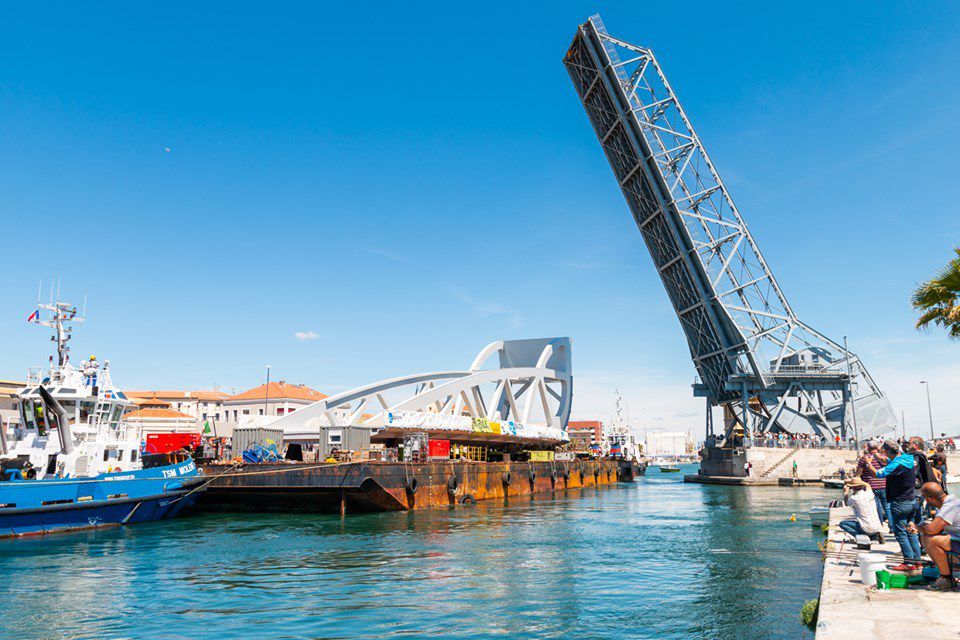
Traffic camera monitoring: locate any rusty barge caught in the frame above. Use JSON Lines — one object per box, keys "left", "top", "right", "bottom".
{"left": 196, "top": 458, "right": 646, "bottom": 513}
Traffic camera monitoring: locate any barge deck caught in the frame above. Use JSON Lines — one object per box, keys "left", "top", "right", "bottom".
{"left": 196, "top": 459, "right": 645, "bottom": 513}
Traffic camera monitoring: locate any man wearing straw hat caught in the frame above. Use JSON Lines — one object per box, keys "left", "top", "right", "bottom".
{"left": 839, "top": 477, "right": 885, "bottom": 543}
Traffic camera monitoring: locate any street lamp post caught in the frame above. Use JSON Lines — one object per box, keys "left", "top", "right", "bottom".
{"left": 920, "top": 380, "right": 934, "bottom": 442}
{"left": 844, "top": 336, "right": 858, "bottom": 444}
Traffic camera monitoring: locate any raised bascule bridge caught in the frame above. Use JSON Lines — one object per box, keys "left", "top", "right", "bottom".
{"left": 199, "top": 339, "right": 644, "bottom": 513}
{"left": 563, "top": 15, "right": 896, "bottom": 475}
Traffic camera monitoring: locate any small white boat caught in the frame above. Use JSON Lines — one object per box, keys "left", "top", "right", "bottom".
{"left": 809, "top": 505, "right": 832, "bottom": 527}
{"left": 821, "top": 476, "right": 844, "bottom": 489}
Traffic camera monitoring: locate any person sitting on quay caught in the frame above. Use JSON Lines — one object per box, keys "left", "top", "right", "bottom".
{"left": 908, "top": 482, "right": 960, "bottom": 591}
{"left": 839, "top": 477, "right": 884, "bottom": 543}
{"left": 876, "top": 439, "right": 922, "bottom": 572}
{"left": 856, "top": 441, "right": 891, "bottom": 527}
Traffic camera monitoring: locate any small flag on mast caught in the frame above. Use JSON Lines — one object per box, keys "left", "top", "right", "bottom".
{"left": 26, "top": 310, "right": 39, "bottom": 323}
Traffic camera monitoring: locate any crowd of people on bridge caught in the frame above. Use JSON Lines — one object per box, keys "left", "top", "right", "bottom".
{"left": 746, "top": 432, "right": 856, "bottom": 449}
{"left": 837, "top": 437, "right": 959, "bottom": 591}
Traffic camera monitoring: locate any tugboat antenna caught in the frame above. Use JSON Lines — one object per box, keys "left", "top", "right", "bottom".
{"left": 35, "top": 296, "right": 85, "bottom": 367}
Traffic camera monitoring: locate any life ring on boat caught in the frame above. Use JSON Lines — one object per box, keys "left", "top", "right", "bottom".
{"left": 502, "top": 471, "right": 511, "bottom": 485}
{"left": 405, "top": 477, "right": 419, "bottom": 495}
{"left": 446, "top": 476, "right": 460, "bottom": 495}
{"left": 460, "top": 494, "right": 476, "bottom": 505}
{"left": 25, "top": 468, "right": 37, "bottom": 480}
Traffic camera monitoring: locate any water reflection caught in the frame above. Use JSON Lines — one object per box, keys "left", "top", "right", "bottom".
{"left": 0, "top": 466, "right": 833, "bottom": 639}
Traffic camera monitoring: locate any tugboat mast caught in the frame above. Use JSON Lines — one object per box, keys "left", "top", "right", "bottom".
{"left": 32, "top": 301, "right": 84, "bottom": 367}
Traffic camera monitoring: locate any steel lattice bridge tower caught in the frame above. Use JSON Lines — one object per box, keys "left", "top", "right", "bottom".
{"left": 564, "top": 15, "right": 896, "bottom": 442}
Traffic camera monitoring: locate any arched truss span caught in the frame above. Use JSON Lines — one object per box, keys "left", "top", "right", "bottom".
{"left": 274, "top": 338, "right": 573, "bottom": 444}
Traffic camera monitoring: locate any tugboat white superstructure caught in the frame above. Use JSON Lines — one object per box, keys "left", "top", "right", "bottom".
{"left": 0, "top": 298, "right": 203, "bottom": 538}
{"left": 7, "top": 301, "right": 142, "bottom": 477}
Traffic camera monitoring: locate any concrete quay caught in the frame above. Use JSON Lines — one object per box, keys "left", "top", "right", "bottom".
{"left": 683, "top": 474, "right": 821, "bottom": 486}
{"left": 816, "top": 506, "right": 960, "bottom": 640}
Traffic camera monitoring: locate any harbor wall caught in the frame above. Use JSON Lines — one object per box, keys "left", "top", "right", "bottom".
{"left": 746, "top": 447, "right": 857, "bottom": 479}
{"left": 698, "top": 446, "right": 857, "bottom": 480}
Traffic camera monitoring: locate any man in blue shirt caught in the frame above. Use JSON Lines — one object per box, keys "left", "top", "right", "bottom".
{"left": 876, "top": 440, "right": 922, "bottom": 571}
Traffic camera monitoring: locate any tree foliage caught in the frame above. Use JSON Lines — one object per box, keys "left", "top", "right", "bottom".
{"left": 912, "top": 248, "right": 960, "bottom": 340}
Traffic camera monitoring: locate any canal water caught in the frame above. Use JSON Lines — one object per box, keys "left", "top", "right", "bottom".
{"left": 0, "top": 466, "right": 833, "bottom": 639}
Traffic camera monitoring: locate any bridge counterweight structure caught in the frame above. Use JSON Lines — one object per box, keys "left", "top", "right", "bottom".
{"left": 564, "top": 15, "right": 895, "bottom": 441}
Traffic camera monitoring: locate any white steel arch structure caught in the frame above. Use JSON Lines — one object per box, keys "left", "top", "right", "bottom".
{"left": 565, "top": 15, "right": 896, "bottom": 440}
{"left": 272, "top": 338, "right": 573, "bottom": 445}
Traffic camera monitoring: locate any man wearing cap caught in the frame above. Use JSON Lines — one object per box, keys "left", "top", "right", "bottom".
{"left": 839, "top": 477, "right": 884, "bottom": 542}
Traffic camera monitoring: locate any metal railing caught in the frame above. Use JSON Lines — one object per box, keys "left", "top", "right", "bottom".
{"left": 745, "top": 436, "right": 858, "bottom": 450}
{"left": 767, "top": 365, "right": 844, "bottom": 378}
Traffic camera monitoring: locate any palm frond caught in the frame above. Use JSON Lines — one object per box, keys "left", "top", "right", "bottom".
{"left": 915, "top": 307, "right": 947, "bottom": 330}
{"left": 913, "top": 248, "right": 960, "bottom": 340}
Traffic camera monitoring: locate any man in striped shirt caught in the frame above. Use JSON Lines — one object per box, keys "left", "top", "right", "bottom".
{"left": 856, "top": 441, "right": 890, "bottom": 527}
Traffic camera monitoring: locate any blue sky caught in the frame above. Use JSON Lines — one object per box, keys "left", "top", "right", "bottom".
{"left": 2, "top": 2, "right": 959, "bottom": 437}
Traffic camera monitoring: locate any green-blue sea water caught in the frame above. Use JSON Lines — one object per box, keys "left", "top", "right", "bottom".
{"left": 0, "top": 465, "right": 833, "bottom": 639}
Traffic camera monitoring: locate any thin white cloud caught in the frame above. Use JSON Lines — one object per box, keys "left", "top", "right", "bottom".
{"left": 365, "top": 247, "right": 410, "bottom": 264}
{"left": 570, "top": 365, "right": 705, "bottom": 438}
{"left": 294, "top": 331, "right": 319, "bottom": 341}
{"left": 450, "top": 288, "right": 523, "bottom": 328}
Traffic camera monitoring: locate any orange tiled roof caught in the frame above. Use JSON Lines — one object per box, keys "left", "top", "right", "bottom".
{"left": 227, "top": 381, "right": 327, "bottom": 403}
{"left": 126, "top": 390, "right": 230, "bottom": 402}
{"left": 124, "top": 408, "right": 194, "bottom": 420}
{"left": 131, "top": 396, "right": 172, "bottom": 408}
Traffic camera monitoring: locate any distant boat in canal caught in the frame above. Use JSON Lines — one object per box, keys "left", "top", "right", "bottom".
{"left": 654, "top": 458, "right": 681, "bottom": 472}
{"left": 821, "top": 477, "right": 845, "bottom": 489}
{"left": 0, "top": 298, "right": 204, "bottom": 538}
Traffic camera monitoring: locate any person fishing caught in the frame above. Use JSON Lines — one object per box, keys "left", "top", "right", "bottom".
{"left": 910, "top": 482, "right": 960, "bottom": 591}
{"left": 856, "top": 441, "right": 891, "bottom": 526}
{"left": 876, "top": 440, "right": 922, "bottom": 571}
{"left": 838, "top": 477, "right": 884, "bottom": 542}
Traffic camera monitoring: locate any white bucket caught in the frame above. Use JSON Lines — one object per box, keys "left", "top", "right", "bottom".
{"left": 858, "top": 553, "right": 886, "bottom": 586}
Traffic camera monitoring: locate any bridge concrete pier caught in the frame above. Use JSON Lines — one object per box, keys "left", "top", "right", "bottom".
{"left": 689, "top": 446, "right": 858, "bottom": 485}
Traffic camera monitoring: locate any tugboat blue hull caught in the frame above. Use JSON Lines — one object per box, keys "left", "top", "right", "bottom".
{"left": 0, "top": 461, "right": 204, "bottom": 538}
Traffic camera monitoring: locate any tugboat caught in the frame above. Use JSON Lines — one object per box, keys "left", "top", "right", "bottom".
{"left": 0, "top": 299, "right": 205, "bottom": 538}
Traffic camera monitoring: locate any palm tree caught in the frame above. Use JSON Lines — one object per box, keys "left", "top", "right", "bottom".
{"left": 912, "top": 248, "right": 960, "bottom": 339}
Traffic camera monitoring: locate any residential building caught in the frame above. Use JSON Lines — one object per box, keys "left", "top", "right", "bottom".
{"left": 123, "top": 407, "right": 198, "bottom": 435}
{"left": 222, "top": 381, "right": 327, "bottom": 422}
{"left": 645, "top": 430, "right": 693, "bottom": 458}
{"left": 0, "top": 379, "right": 24, "bottom": 413}
{"left": 0, "top": 379, "right": 24, "bottom": 433}
{"left": 129, "top": 395, "right": 172, "bottom": 410}
{"left": 126, "top": 390, "right": 230, "bottom": 421}
{"left": 568, "top": 420, "right": 603, "bottom": 451}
